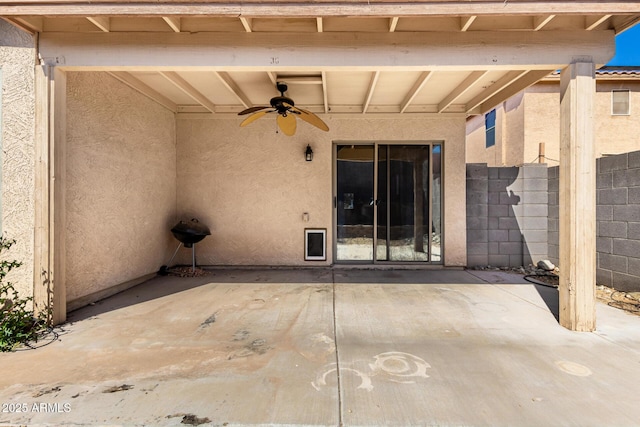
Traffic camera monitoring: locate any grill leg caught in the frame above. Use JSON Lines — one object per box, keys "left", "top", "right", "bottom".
{"left": 166, "top": 242, "right": 183, "bottom": 267}
{"left": 192, "top": 245, "right": 196, "bottom": 272}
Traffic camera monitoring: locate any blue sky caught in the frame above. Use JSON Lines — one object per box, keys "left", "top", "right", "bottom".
{"left": 607, "top": 22, "right": 640, "bottom": 66}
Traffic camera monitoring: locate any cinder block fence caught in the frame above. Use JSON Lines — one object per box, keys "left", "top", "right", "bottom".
{"left": 466, "top": 149, "right": 640, "bottom": 292}
{"left": 466, "top": 163, "right": 548, "bottom": 268}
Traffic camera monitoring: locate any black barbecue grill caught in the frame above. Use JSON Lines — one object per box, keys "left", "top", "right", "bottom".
{"left": 160, "top": 218, "right": 211, "bottom": 274}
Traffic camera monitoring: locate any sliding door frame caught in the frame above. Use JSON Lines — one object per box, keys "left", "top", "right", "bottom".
{"left": 333, "top": 140, "right": 444, "bottom": 266}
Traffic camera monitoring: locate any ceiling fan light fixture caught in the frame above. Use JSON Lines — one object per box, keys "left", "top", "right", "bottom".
{"left": 238, "top": 82, "right": 329, "bottom": 136}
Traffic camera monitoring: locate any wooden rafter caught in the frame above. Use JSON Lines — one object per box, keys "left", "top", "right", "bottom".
{"left": 239, "top": 17, "right": 252, "bottom": 32}
{"left": 2, "top": 16, "right": 42, "bottom": 33}
{"left": 108, "top": 71, "right": 177, "bottom": 112}
{"left": 162, "top": 16, "right": 181, "bottom": 32}
{"left": 400, "top": 71, "right": 432, "bottom": 113}
{"left": 438, "top": 70, "right": 487, "bottom": 113}
{"left": 477, "top": 69, "right": 554, "bottom": 114}
{"left": 321, "top": 71, "right": 328, "bottom": 114}
{"left": 533, "top": 15, "right": 555, "bottom": 31}
{"left": 160, "top": 71, "right": 216, "bottom": 113}
{"left": 465, "top": 70, "right": 528, "bottom": 113}
{"left": 585, "top": 15, "right": 611, "bottom": 31}
{"left": 389, "top": 17, "right": 399, "bottom": 32}
{"left": 215, "top": 71, "right": 251, "bottom": 108}
{"left": 87, "top": 16, "right": 110, "bottom": 32}
{"left": 460, "top": 16, "right": 476, "bottom": 31}
{"left": 362, "top": 71, "right": 380, "bottom": 113}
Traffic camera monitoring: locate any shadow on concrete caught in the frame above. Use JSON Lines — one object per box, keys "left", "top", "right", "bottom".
{"left": 332, "top": 269, "right": 485, "bottom": 284}
{"left": 530, "top": 280, "right": 560, "bottom": 322}
{"left": 67, "top": 268, "right": 484, "bottom": 322}
{"left": 68, "top": 268, "right": 337, "bottom": 322}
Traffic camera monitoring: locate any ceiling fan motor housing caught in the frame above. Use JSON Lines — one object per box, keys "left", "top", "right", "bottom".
{"left": 270, "top": 96, "right": 295, "bottom": 114}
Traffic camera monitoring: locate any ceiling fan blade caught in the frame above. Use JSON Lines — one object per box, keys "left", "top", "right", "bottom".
{"left": 238, "top": 106, "right": 269, "bottom": 116}
{"left": 291, "top": 107, "right": 330, "bottom": 132}
{"left": 240, "top": 110, "right": 270, "bottom": 127}
{"left": 277, "top": 114, "right": 297, "bottom": 136}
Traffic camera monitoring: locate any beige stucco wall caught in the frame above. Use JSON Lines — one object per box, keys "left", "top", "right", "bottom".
{"left": 594, "top": 81, "right": 640, "bottom": 157}
{"left": 177, "top": 114, "right": 467, "bottom": 267}
{"left": 0, "top": 21, "right": 36, "bottom": 300}
{"left": 523, "top": 86, "right": 559, "bottom": 166}
{"left": 65, "top": 72, "right": 176, "bottom": 303}
{"left": 503, "top": 93, "right": 526, "bottom": 166}
{"left": 468, "top": 79, "right": 640, "bottom": 166}
{"left": 465, "top": 106, "right": 505, "bottom": 166}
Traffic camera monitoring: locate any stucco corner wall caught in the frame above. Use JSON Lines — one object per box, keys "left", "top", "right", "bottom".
{"left": 176, "top": 116, "right": 332, "bottom": 266}
{"left": 65, "top": 72, "right": 176, "bottom": 304}
{"left": 177, "top": 114, "right": 466, "bottom": 267}
{"left": 0, "top": 21, "right": 36, "bottom": 300}
{"left": 437, "top": 116, "right": 468, "bottom": 267}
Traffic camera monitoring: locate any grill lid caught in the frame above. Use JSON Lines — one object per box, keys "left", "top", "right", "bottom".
{"left": 171, "top": 218, "right": 211, "bottom": 246}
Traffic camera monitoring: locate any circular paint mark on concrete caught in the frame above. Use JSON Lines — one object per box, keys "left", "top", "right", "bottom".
{"left": 370, "top": 352, "right": 431, "bottom": 379}
{"left": 555, "top": 360, "right": 592, "bottom": 377}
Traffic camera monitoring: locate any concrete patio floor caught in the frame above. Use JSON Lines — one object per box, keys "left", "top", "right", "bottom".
{"left": 1, "top": 268, "right": 640, "bottom": 426}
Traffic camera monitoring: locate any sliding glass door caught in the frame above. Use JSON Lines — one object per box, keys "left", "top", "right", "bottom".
{"left": 335, "top": 142, "right": 442, "bottom": 264}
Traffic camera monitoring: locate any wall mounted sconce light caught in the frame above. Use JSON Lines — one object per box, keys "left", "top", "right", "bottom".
{"left": 305, "top": 144, "right": 314, "bottom": 162}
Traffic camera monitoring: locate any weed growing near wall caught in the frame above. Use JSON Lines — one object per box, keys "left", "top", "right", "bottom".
{"left": 0, "top": 236, "right": 47, "bottom": 351}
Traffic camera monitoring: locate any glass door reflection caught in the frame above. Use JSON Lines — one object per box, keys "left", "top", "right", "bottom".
{"left": 335, "top": 143, "right": 442, "bottom": 264}
{"left": 336, "top": 145, "right": 375, "bottom": 261}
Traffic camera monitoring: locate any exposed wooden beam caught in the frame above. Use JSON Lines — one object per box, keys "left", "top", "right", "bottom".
{"left": 39, "top": 31, "right": 616, "bottom": 69}
{"left": 267, "top": 72, "right": 278, "bottom": 86}
{"left": 460, "top": 16, "right": 476, "bottom": 32}
{"left": 478, "top": 69, "right": 553, "bottom": 114}
{"left": 316, "top": 17, "right": 323, "bottom": 32}
{"left": 438, "top": 70, "right": 487, "bottom": 113}
{"left": 215, "top": 71, "right": 251, "bottom": 108}
{"left": 362, "top": 71, "right": 380, "bottom": 114}
{"left": 3, "top": 2, "right": 639, "bottom": 17}
{"left": 465, "top": 70, "right": 528, "bottom": 113}
{"left": 278, "top": 75, "right": 323, "bottom": 84}
{"left": 162, "top": 16, "right": 181, "bottom": 32}
{"left": 2, "top": 16, "right": 42, "bottom": 33}
{"left": 239, "top": 17, "right": 252, "bottom": 32}
{"left": 87, "top": 17, "right": 110, "bottom": 32}
{"left": 160, "top": 71, "right": 216, "bottom": 113}
{"left": 321, "top": 71, "right": 328, "bottom": 114}
{"left": 615, "top": 15, "right": 640, "bottom": 34}
{"left": 400, "top": 71, "right": 433, "bottom": 113}
{"left": 389, "top": 17, "right": 399, "bottom": 32}
{"left": 533, "top": 15, "right": 555, "bottom": 31}
{"left": 107, "top": 71, "right": 177, "bottom": 112}
{"left": 586, "top": 15, "right": 612, "bottom": 31}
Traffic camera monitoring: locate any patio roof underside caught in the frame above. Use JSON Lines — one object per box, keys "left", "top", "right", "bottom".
{"left": 3, "top": 1, "right": 640, "bottom": 116}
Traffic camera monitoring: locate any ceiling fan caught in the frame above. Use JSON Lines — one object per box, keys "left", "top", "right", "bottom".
{"left": 238, "top": 82, "right": 329, "bottom": 136}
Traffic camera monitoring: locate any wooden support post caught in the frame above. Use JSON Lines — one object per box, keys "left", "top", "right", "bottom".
{"left": 559, "top": 62, "right": 596, "bottom": 332}
{"left": 539, "top": 142, "right": 545, "bottom": 164}
{"left": 33, "top": 65, "right": 67, "bottom": 325}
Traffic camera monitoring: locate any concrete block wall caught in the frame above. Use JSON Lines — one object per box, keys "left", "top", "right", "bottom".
{"left": 467, "top": 164, "right": 549, "bottom": 268}
{"left": 548, "top": 150, "right": 640, "bottom": 292}
{"left": 595, "top": 151, "right": 640, "bottom": 292}
{"left": 548, "top": 166, "right": 559, "bottom": 266}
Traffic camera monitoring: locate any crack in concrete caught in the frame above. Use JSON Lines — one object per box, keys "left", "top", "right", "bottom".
{"left": 331, "top": 270, "right": 344, "bottom": 427}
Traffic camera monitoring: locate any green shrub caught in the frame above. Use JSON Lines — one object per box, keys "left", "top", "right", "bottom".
{"left": 0, "top": 236, "right": 47, "bottom": 352}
